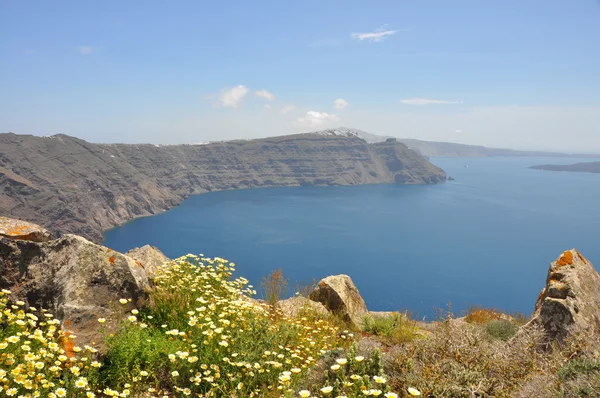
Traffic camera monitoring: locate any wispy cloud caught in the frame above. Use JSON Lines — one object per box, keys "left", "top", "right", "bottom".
{"left": 24, "top": 49, "right": 35, "bottom": 55}
{"left": 217, "top": 85, "right": 249, "bottom": 108}
{"left": 279, "top": 105, "right": 296, "bottom": 115}
{"left": 333, "top": 98, "right": 349, "bottom": 110}
{"left": 255, "top": 89, "right": 275, "bottom": 101}
{"left": 351, "top": 27, "right": 397, "bottom": 42}
{"left": 401, "top": 98, "right": 463, "bottom": 105}
{"left": 78, "top": 46, "right": 93, "bottom": 55}
{"left": 297, "top": 110, "right": 340, "bottom": 127}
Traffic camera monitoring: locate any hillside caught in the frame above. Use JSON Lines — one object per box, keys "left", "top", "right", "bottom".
{"left": 530, "top": 161, "right": 600, "bottom": 174}
{"left": 0, "top": 131, "right": 445, "bottom": 242}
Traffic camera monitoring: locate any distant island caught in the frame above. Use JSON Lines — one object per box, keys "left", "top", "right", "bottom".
{"left": 340, "top": 127, "right": 600, "bottom": 158}
{"left": 530, "top": 161, "right": 600, "bottom": 174}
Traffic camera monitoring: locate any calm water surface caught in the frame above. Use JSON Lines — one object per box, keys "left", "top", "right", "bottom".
{"left": 104, "top": 157, "right": 600, "bottom": 319}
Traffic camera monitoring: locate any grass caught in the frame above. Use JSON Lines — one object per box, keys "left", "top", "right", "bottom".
{"left": 362, "top": 313, "right": 420, "bottom": 345}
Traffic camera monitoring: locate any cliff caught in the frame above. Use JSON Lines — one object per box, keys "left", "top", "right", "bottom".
{"left": 531, "top": 161, "right": 600, "bottom": 174}
{"left": 0, "top": 131, "right": 445, "bottom": 242}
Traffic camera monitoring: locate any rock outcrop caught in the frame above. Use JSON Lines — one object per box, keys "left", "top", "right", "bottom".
{"left": 0, "top": 131, "right": 445, "bottom": 243}
{"left": 310, "top": 274, "right": 368, "bottom": 329}
{"left": 523, "top": 249, "right": 600, "bottom": 344}
{"left": 125, "top": 245, "right": 169, "bottom": 279}
{"left": 0, "top": 224, "right": 151, "bottom": 348}
{"left": 278, "top": 296, "right": 329, "bottom": 319}
{"left": 0, "top": 216, "right": 54, "bottom": 242}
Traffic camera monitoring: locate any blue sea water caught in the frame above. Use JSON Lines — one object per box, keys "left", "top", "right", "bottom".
{"left": 104, "top": 157, "right": 600, "bottom": 319}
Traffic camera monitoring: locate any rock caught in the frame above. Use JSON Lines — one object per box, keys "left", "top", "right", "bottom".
{"left": 278, "top": 296, "right": 329, "bottom": 319}
{"left": 0, "top": 233, "right": 151, "bottom": 349}
{"left": 309, "top": 275, "right": 368, "bottom": 329}
{"left": 125, "top": 245, "right": 169, "bottom": 279}
{"left": 522, "top": 249, "right": 600, "bottom": 345}
{"left": 0, "top": 216, "right": 54, "bottom": 242}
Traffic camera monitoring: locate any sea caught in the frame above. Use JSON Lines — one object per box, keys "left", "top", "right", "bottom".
{"left": 104, "top": 157, "right": 600, "bottom": 320}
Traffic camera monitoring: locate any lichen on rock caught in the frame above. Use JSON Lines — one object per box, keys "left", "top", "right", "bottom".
{"left": 522, "top": 249, "right": 600, "bottom": 346}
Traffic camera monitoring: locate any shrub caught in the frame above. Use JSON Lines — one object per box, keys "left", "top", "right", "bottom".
{"left": 363, "top": 313, "right": 419, "bottom": 345}
{"left": 386, "top": 319, "right": 549, "bottom": 397}
{"left": 262, "top": 268, "right": 289, "bottom": 306}
{"left": 485, "top": 319, "right": 519, "bottom": 341}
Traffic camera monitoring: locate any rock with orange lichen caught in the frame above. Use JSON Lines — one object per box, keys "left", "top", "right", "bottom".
{"left": 0, "top": 216, "right": 54, "bottom": 242}
{"left": 0, "top": 224, "right": 151, "bottom": 349}
{"left": 522, "top": 249, "right": 600, "bottom": 345}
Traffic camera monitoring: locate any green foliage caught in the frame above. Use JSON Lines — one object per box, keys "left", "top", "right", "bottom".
{"left": 101, "top": 323, "right": 182, "bottom": 390}
{"left": 558, "top": 357, "right": 600, "bottom": 381}
{"left": 362, "top": 313, "right": 419, "bottom": 344}
{"left": 485, "top": 319, "right": 519, "bottom": 341}
{"left": 101, "top": 255, "right": 353, "bottom": 397}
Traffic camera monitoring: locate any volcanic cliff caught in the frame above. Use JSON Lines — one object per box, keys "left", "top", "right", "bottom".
{"left": 0, "top": 131, "right": 446, "bottom": 242}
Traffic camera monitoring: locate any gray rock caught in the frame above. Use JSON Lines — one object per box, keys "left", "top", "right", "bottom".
{"left": 522, "top": 249, "right": 600, "bottom": 345}
{"left": 309, "top": 274, "right": 368, "bottom": 329}
{"left": 0, "top": 232, "right": 151, "bottom": 349}
{"left": 125, "top": 245, "right": 169, "bottom": 279}
{"left": 0, "top": 216, "right": 54, "bottom": 242}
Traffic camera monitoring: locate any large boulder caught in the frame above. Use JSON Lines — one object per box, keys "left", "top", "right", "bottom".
{"left": 309, "top": 274, "right": 368, "bottom": 329}
{"left": 0, "top": 216, "right": 54, "bottom": 242}
{"left": 125, "top": 244, "right": 169, "bottom": 279}
{"left": 0, "top": 232, "right": 151, "bottom": 348}
{"left": 523, "top": 249, "right": 600, "bottom": 345}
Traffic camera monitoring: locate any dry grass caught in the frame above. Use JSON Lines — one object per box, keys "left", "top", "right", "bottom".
{"left": 261, "top": 268, "right": 289, "bottom": 306}
{"left": 383, "top": 317, "right": 551, "bottom": 397}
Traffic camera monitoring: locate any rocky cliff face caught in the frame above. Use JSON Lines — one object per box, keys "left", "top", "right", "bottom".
{"left": 0, "top": 217, "right": 164, "bottom": 348}
{"left": 523, "top": 249, "right": 600, "bottom": 345}
{"left": 0, "top": 131, "right": 445, "bottom": 242}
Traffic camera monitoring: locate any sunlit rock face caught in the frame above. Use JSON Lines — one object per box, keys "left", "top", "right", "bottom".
{"left": 523, "top": 249, "right": 600, "bottom": 345}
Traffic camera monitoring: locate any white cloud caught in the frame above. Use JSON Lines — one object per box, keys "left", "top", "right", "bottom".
{"left": 264, "top": 104, "right": 272, "bottom": 110}
{"left": 297, "top": 111, "right": 340, "bottom": 127}
{"left": 279, "top": 105, "right": 296, "bottom": 114}
{"left": 218, "top": 85, "right": 249, "bottom": 108}
{"left": 255, "top": 89, "right": 275, "bottom": 101}
{"left": 351, "top": 29, "right": 397, "bottom": 42}
{"left": 78, "top": 46, "right": 93, "bottom": 55}
{"left": 333, "top": 98, "right": 349, "bottom": 110}
{"left": 401, "top": 98, "right": 463, "bottom": 105}
{"left": 455, "top": 129, "right": 463, "bottom": 133}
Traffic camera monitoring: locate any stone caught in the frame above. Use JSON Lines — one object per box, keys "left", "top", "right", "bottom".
{"left": 125, "top": 244, "right": 169, "bottom": 279}
{"left": 0, "top": 216, "right": 54, "bottom": 242}
{"left": 309, "top": 274, "right": 368, "bottom": 329}
{"left": 278, "top": 296, "right": 329, "bottom": 319}
{"left": 522, "top": 249, "right": 600, "bottom": 345}
{"left": 0, "top": 233, "right": 151, "bottom": 349}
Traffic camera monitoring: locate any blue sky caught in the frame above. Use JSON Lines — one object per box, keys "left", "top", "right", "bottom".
{"left": 1, "top": 0, "right": 600, "bottom": 151}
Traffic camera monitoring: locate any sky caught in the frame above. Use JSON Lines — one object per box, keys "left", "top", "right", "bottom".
{"left": 1, "top": 0, "right": 600, "bottom": 152}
